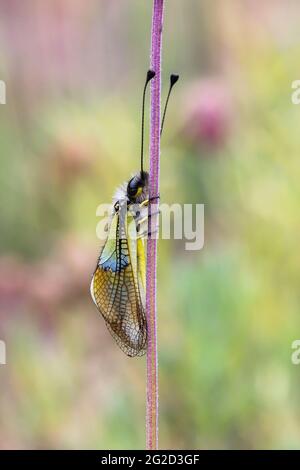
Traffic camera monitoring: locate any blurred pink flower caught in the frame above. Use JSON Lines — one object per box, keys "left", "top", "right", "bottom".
{"left": 183, "top": 78, "right": 233, "bottom": 150}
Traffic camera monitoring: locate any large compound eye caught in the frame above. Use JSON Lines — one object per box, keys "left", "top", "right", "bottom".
{"left": 127, "top": 177, "right": 139, "bottom": 198}
{"left": 127, "top": 176, "right": 143, "bottom": 200}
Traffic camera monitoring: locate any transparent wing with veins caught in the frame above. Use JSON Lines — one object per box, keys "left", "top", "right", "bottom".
{"left": 91, "top": 203, "right": 147, "bottom": 357}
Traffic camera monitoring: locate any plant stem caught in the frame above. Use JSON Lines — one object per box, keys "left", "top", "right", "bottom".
{"left": 146, "top": 0, "right": 164, "bottom": 451}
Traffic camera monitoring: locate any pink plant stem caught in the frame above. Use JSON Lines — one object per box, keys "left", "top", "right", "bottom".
{"left": 146, "top": 0, "right": 164, "bottom": 451}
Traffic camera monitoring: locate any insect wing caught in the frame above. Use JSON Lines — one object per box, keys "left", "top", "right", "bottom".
{"left": 91, "top": 206, "right": 147, "bottom": 356}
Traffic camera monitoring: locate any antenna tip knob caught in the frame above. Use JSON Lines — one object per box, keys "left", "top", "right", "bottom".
{"left": 147, "top": 69, "right": 156, "bottom": 81}
{"left": 170, "top": 74, "right": 179, "bottom": 86}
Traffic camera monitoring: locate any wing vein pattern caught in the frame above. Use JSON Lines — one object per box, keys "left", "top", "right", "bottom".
{"left": 92, "top": 210, "right": 147, "bottom": 357}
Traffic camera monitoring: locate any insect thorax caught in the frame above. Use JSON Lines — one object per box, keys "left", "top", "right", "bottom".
{"left": 112, "top": 171, "right": 149, "bottom": 235}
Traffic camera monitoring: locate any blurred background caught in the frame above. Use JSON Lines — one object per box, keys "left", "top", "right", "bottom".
{"left": 0, "top": 0, "right": 300, "bottom": 449}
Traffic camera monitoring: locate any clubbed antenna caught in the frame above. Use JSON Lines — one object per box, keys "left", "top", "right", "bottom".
{"left": 160, "top": 74, "right": 179, "bottom": 136}
{"left": 141, "top": 70, "right": 156, "bottom": 173}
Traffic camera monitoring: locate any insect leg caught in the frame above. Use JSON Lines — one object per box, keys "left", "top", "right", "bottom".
{"left": 137, "top": 213, "right": 159, "bottom": 239}
{"left": 149, "top": 195, "right": 160, "bottom": 202}
{"left": 137, "top": 228, "right": 158, "bottom": 239}
{"left": 136, "top": 210, "right": 160, "bottom": 229}
{"left": 139, "top": 194, "right": 160, "bottom": 208}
